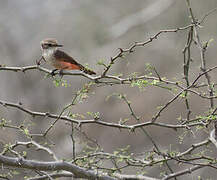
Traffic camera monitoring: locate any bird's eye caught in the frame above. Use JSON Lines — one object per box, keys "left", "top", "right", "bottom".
{"left": 42, "top": 44, "right": 48, "bottom": 49}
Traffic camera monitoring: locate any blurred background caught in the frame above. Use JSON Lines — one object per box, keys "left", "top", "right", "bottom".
{"left": 0, "top": 0, "right": 217, "bottom": 179}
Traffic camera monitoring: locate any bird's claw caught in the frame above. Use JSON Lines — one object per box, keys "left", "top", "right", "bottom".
{"left": 50, "top": 69, "right": 58, "bottom": 76}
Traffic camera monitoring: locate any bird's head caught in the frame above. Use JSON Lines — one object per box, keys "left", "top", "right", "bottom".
{"left": 40, "top": 38, "right": 63, "bottom": 51}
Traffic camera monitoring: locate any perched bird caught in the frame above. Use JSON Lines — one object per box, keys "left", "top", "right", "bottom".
{"left": 40, "top": 38, "right": 96, "bottom": 75}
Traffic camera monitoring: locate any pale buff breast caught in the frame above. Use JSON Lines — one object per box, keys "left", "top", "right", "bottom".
{"left": 42, "top": 48, "right": 57, "bottom": 66}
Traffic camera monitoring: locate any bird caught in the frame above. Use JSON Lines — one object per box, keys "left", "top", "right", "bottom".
{"left": 39, "top": 38, "right": 96, "bottom": 75}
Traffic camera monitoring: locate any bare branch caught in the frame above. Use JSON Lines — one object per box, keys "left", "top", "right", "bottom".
{"left": 28, "top": 172, "right": 73, "bottom": 180}
{"left": 0, "top": 99, "right": 207, "bottom": 131}
{"left": 114, "top": 173, "right": 159, "bottom": 180}
{"left": 1, "top": 141, "right": 58, "bottom": 161}
{"left": 162, "top": 165, "right": 204, "bottom": 180}
{"left": 0, "top": 154, "right": 115, "bottom": 180}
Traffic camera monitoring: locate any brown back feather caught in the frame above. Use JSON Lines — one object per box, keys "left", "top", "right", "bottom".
{"left": 54, "top": 50, "right": 80, "bottom": 65}
{"left": 54, "top": 50, "right": 96, "bottom": 75}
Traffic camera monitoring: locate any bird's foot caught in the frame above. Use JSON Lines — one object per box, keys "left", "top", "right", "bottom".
{"left": 51, "top": 69, "right": 58, "bottom": 76}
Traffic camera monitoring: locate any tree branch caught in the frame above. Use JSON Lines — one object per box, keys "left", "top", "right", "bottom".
{"left": 0, "top": 154, "right": 115, "bottom": 180}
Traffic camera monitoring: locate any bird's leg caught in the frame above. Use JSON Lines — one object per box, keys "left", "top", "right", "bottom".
{"left": 59, "top": 69, "right": 64, "bottom": 78}
{"left": 36, "top": 56, "right": 46, "bottom": 65}
{"left": 51, "top": 69, "right": 58, "bottom": 76}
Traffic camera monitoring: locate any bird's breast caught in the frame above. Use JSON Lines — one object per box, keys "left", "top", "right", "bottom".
{"left": 42, "top": 49, "right": 56, "bottom": 65}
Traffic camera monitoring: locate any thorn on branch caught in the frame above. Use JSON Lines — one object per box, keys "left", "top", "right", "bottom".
{"left": 203, "top": 41, "right": 208, "bottom": 50}
{"left": 153, "top": 67, "right": 161, "bottom": 81}
{"left": 45, "top": 112, "right": 50, "bottom": 117}
{"left": 19, "top": 125, "right": 24, "bottom": 130}
{"left": 118, "top": 48, "right": 123, "bottom": 53}
{"left": 149, "top": 37, "right": 153, "bottom": 42}
{"left": 129, "top": 49, "right": 134, "bottom": 53}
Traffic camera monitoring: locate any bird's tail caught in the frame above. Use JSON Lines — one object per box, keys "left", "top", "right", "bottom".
{"left": 80, "top": 65, "right": 96, "bottom": 75}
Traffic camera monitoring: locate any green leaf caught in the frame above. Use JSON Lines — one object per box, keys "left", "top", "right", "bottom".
{"left": 131, "top": 79, "right": 149, "bottom": 90}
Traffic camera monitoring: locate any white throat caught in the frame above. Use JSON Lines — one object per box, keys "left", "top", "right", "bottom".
{"left": 42, "top": 47, "right": 57, "bottom": 62}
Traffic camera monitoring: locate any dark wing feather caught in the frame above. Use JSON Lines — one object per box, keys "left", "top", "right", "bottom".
{"left": 54, "top": 50, "right": 96, "bottom": 75}
{"left": 54, "top": 50, "right": 81, "bottom": 66}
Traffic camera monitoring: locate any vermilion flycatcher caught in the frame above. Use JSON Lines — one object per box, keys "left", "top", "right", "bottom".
{"left": 40, "top": 38, "right": 96, "bottom": 75}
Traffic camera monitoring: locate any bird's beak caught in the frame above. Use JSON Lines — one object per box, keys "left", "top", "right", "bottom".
{"left": 56, "top": 44, "right": 63, "bottom": 47}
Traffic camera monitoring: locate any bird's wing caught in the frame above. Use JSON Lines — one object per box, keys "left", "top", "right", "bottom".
{"left": 54, "top": 50, "right": 82, "bottom": 66}
{"left": 54, "top": 49, "right": 96, "bottom": 75}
